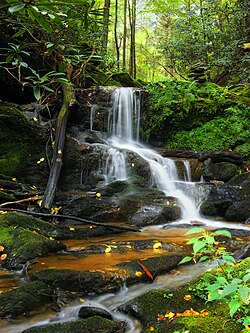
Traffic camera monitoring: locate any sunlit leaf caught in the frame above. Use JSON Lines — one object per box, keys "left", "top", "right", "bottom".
{"left": 179, "top": 256, "right": 192, "bottom": 265}
{"left": 185, "top": 227, "right": 205, "bottom": 235}
{"left": 9, "top": 3, "right": 25, "bottom": 13}
{"left": 213, "top": 230, "right": 232, "bottom": 238}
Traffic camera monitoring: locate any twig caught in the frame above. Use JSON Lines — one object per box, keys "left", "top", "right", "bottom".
{"left": 0, "top": 195, "right": 43, "bottom": 208}
{"left": 2, "top": 208, "right": 141, "bottom": 233}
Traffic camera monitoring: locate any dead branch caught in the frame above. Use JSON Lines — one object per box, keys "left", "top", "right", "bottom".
{"left": 0, "top": 195, "right": 43, "bottom": 208}
{"left": 2, "top": 208, "right": 141, "bottom": 233}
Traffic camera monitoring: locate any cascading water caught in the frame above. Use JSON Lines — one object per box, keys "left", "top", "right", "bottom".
{"left": 93, "top": 87, "right": 201, "bottom": 222}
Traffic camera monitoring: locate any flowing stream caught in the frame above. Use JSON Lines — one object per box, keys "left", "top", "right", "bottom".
{"left": 0, "top": 87, "right": 249, "bottom": 333}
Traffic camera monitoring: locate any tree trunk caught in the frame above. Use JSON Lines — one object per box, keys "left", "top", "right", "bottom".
{"left": 102, "top": 0, "right": 111, "bottom": 53}
{"left": 122, "top": 0, "right": 127, "bottom": 71}
{"left": 128, "top": 0, "right": 136, "bottom": 78}
{"left": 114, "top": 0, "right": 120, "bottom": 70}
{"left": 42, "top": 64, "right": 74, "bottom": 209}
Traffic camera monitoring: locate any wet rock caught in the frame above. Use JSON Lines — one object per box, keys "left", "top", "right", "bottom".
{"left": 78, "top": 306, "right": 113, "bottom": 320}
{"left": 200, "top": 172, "right": 250, "bottom": 221}
{"left": 225, "top": 201, "right": 250, "bottom": 221}
{"left": 96, "top": 180, "right": 130, "bottom": 197}
{"left": 0, "top": 281, "right": 53, "bottom": 318}
{"left": 22, "top": 317, "right": 123, "bottom": 333}
{"left": 203, "top": 162, "right": 240, "bottom": 182}
{"left": 118, "top": 254, "right": 184, "bottom": 284}
{"left": 30, "top": 269, "right": 123, "bottom": 294}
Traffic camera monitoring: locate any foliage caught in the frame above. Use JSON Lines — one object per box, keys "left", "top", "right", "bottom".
{"left": 0, "top": 0, "right": 105, "bottom": 101}
{"left": 143, "top": 80, "right": 250, "bottom": 157}
{"left": 179, "top": 228, "right": 250, "bottom": 331}
{"left": 143, "top": 0, "right": 250, "bottom": 84}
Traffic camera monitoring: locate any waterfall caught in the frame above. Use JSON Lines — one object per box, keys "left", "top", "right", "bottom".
{"left": 183, "top": 160, "right": 192, "bottom": 182}
{"left": 90, "top": 87, "right": 203, "bottom": 222}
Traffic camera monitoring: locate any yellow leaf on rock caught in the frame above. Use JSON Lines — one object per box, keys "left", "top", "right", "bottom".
{"left": 184, "top": 294, "right": 192, "bottom": 301}
{"left": 96, "top": 192, "right": 101, "bottom": 198}
{"left": 69, "top": 227, "right": 75, "bottom": 231}
{"left": 0, "top": 254, "right": 7, "bottom": 260}
{"left": 105, "top": 246, "right": 112, "bottom": 253}
{"left": 153, "top": 242, "right": 162, "bottom": 249}
{"left": 12, "top": 178, "right": 17, "bottom": 182}
{"left": 164, "top": 311, "right": 175, "bottom": 319}
{"left": 135, "top": 271, "right": 143, "bottom": 277}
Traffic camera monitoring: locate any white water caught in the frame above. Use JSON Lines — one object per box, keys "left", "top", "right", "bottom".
{"left": 91, "top": 87, "right": 204, "bottom": 223}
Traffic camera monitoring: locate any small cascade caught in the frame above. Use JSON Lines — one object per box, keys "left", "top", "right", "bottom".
{"left": 104, "top": 148, "right": 127, "bottom": 183}
{"left": 183, "top": 160, "right": 192, "bottom": 182}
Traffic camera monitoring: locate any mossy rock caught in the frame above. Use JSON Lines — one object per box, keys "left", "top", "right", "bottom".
{"left": 110, "top": 72, "right": 141, "bottom": 87}
{"left": 0, "top": 213, "right": 66, "bottom": 270}
{"left": 22, "top": 316, "right": 122, "bottom": 333}
{"left": 203, "top": 162, "right": 240, "bottom": 182}
{"left": 30, "top": 268, "right": 123, "bottom": 294}
{"left": 0, "top": 104, "right": 48, "bottom": 185}
{"left": 0, "top": 281, "right": 53, "bottom": 318}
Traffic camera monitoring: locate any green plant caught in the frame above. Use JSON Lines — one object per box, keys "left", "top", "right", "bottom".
{"left": 24, "top": 68, "right": 71, "bottom": 101}
{"left": 179, "top": 228, "right": 250, "bottom": 330}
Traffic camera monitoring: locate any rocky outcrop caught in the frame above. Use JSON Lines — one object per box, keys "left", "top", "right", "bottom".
{"left": 0, "top": 281, "right": 53, "bottom": 318}
{"left": 200, "top": 173, "right": 250, "bottom": 222}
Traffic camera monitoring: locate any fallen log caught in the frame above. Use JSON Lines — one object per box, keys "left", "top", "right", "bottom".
{"left": 1, "top": 208, "right": 141, "bottom": 233}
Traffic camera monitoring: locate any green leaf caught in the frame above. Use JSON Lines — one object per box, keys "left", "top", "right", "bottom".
{"left": 186, "top": 236, "right": 199, "bottom": 244}
{"left": 33, "top": 86, "right": 41, "bottom": 101}
{"left": 9, "top": 3, "right": 25, "bottom": 13}
{"left": 229, "top": 299, "right": 241, "bottom": 317}
{"left": 213, "top": 230, "right": 232, "bottom": 238}
{"left": 222, "top": 255, "right": 236, "bottom": 263}
{"left": 238, "top": 286, "right": 250, "bottom": 302}
{"left": 221, "top": 284, "right": 237, "bottom": 297}
{"left": 243, "top": 273, "right": 250, "bottom": 282}
{"left": 185, "top": 227, "right": 205, "bottom": 235}
{"left": 193, "top": 240, "right": 206, "bottom": 254}
{"left": 43, "top": 86, "right": 55, "bottom": 92}
{"left": 178, "top": 256, "right": 193, "bottom": 265}
{"left": 199, "top": 255, "right": 210, "bottom": 262}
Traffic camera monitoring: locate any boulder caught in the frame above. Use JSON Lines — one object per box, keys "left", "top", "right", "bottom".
{"left": 203, "top": 162, "right": 240, "bottom": 182}
{"left": 200, "top": 172, "right": 250, "bottom": 221}
{"left": 0, "top": 281, "right": 53, "bottom": 318}
{"left": 0, "top": 212, "right": 66, "bottom": 270}
{"left": 78, "top": 306, "right": 113, "bottom": 320}
{"left": 22, "top": 317, "right": 123, "bottom": 333}
{"left": 30, "top": 269, "right": 123, "bottom": 294}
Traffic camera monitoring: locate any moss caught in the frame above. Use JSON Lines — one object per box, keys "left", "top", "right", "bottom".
{"left": 0, "top": 216, "right": 65, "bottom": 270}
{"left": 0, "top": 281, "right": 53, "bottom": 318}
{"left": 0, "top": 104, "right": 48, "bottom": 185}
{"left": 22, "top": 316, "right": 122, "bottom": 333}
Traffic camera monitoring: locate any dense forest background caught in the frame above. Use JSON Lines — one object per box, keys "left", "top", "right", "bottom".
{"left": 0, "top": 0, "right": 249, "bottom": 157}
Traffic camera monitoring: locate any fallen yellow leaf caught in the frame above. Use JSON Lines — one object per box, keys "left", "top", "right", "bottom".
{"left": 96, "top": 192, "right": 101, "bottom": 198}
{"left": 165, "top": 311, "right": 175, "bottom": 319}
{"left": 149, "top": 327, "right": 155, "bottom": 331}
{"left": 105, "top": 246, "right": 112, "bottom": 253}
{"left": 135, "top": 271, "right": 143, "bottom": 277}
{"left": 184, "top": 294, "right": 192, "bottom": 301}
{"left": 153, "top": 242, "right": 162, "bottom": 250}
{"left": 0, "top": 254, "right": 7, "bottom": 260}
{"left": 0, "top": 245, "right": 4, "bottom": 252}
{"left": 69, "top": 227, "right": 75, "bottom": 231}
